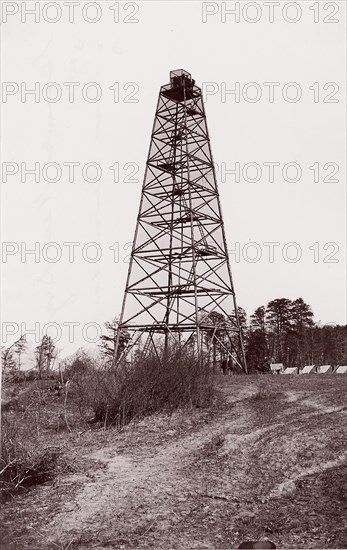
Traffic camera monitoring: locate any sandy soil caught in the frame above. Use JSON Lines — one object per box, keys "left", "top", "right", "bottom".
{"left": 1, "top": 375, "right": 347, "bottom": 550}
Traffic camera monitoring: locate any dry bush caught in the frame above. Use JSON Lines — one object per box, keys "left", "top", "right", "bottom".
{"left": 250, "top": 377, "right": 283, "bottom": 401}
{"left": 70, "top": 348, "right": 217, "bottom": 429}
{"left": 0, "top": 411, "right": 61, "bottom": 498}
{"left": 201, "top": 433, "right": 226, "bottom": 458}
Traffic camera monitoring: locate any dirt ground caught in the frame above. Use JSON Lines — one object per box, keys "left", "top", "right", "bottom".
{"left": 1, "top": 374, "right": 347, "bottom": 550}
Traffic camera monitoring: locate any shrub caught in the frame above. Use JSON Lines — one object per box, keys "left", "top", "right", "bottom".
{"left": 63, "top": 350, "right": 96, "bottom": 381}
{"left": 247, "top": 376, "right": 285, "bottom": 404}
{"left": 250, "top": 379, "right": 276, "bottom": 401}
{"left": 71, "top": 348, "right": 217, "bottom": 429}
{"left": 0, "top": 411, "right": 61, "bottom": 498}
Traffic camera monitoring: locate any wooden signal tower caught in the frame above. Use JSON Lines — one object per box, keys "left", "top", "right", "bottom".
{"left": 114, "top": 70, "right": 247, "bottom": 372}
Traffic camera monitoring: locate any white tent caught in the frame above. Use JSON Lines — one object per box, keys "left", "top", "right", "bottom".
{"left": 301, "top": 365, "right": 316, "bottom": 374}
{"left": 317, "top": 365, "right": 332, "bottom": 374}
{"left": 283, "top": 367, "right": 297, "bottom": 375}
{"left": 270, "top": 363, "right": 284, "bottom": 374}
{"left": 335, "top": 365, "right": 347, "bottom": 374}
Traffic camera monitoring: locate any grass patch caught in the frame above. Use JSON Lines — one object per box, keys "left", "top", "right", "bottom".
{"left": 245, "top": 463, "right": 347, "bottom": 548}
{"left": 249, "top": 378, "right": 283, "bottom": 401}
{"left": 200, "top": 433, "right": 226, "bottom": 459}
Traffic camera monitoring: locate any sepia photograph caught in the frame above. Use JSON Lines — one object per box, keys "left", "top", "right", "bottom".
{"left": 1, "top": 1, "right": 346, "bottom": 549}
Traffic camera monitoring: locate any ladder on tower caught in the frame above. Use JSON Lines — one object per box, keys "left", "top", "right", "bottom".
{"left": 141, "top": 333, "right": 153, "bottom": 358}
{"left": 197, "top": 219, "right": 208, "bottom": 248}
{"left": 174, "top": 179, "right": 217, "bottom": 257}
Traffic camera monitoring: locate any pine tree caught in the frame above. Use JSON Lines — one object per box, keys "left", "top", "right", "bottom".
{"left": 35, "top": 335, "right": 56, "bottom": 379}
{"left": 99, "top": 319, "right": 131, "bottom": 363}
{"left": 13, "top": 335, "right": 27, "bottom": 370}
{"left": 1, "top": 345, "right": 17, "bottom": 372}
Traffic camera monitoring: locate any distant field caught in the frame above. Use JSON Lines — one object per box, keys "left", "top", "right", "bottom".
{"left": 1, "top": 374, "right": 347, "bottom": 549}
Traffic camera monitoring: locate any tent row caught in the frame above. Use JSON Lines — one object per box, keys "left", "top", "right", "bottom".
{"left": 283, "top": 365, "right": 347, "bottom": 375}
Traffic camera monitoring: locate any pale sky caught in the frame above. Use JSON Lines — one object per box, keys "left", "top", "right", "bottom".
{"left": 1, "top": 1, "right": 346, "bottom": 357}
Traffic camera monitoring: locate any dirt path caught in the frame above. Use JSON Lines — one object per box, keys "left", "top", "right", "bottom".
{"left": 46, "top": 390, "right": 258, "bottom": 548}
{"left": 1, "top": 376, "right": 347, "bottom": 549}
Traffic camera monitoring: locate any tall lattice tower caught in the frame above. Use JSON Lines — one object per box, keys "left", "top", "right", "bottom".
{"left": 115, "top": 70, "right": 247, "bottom": 372}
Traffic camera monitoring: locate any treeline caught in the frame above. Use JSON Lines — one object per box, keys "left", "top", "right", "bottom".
{"left": 97, "top": 298, "right": 346, "bottom": 373}
{"left": 1, "top": 334, "right": 57, "bottom": 377}
{"left": 2, "top": 298, "right": 346, "bottom": 376}
{"left": 241, "top": 298, "right": 346, "bottom": 372}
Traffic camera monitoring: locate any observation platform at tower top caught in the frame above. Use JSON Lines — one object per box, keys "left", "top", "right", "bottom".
{"left": 161, "top": 69, "right": 197, "bottom": 102}
{"left": 170, "top": 69, "right": 194, "bottom": 86}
